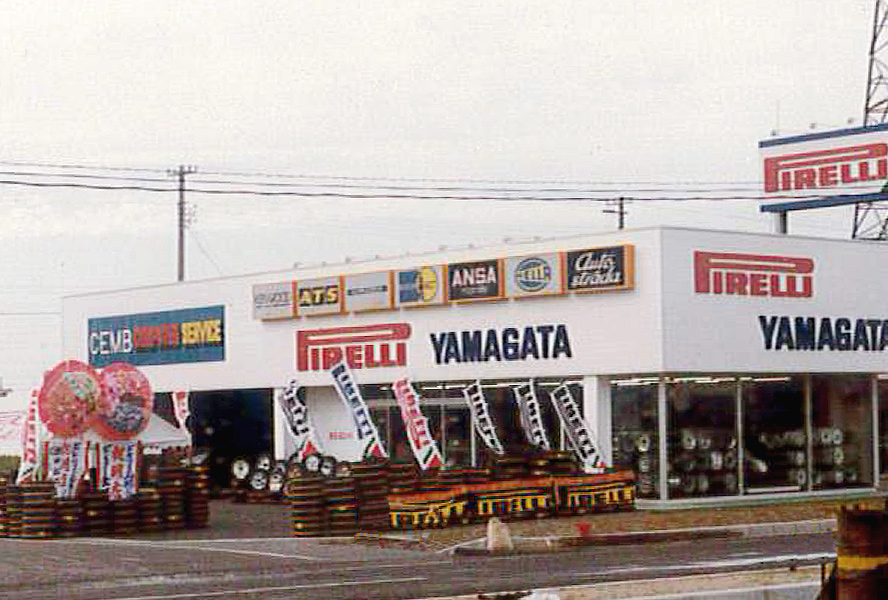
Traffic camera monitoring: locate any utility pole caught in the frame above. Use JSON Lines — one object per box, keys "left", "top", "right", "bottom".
{"left": 603, "top": 197, "right": 628, "bottom": 230}
{"left": 168, "top": 165, "right": 197, "bottom": 281}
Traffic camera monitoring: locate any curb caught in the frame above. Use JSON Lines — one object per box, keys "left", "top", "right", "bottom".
{"left": 451, "top": 518, "right": 836, "bottom": 556}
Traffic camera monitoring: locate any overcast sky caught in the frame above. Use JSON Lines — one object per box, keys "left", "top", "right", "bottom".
{"left": 0, "top": 1, "right": 877, "bottom": 404}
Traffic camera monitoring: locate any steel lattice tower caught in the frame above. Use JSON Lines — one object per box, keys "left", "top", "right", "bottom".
{"left": 854, "top": 0, "right": 888, "bottom": 239}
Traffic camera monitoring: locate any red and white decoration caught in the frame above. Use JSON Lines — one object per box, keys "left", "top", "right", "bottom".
{"left": 392, "top": 378, "right": 443, "bottom": 470}
{"left": 96, "top": 441, "right": 140, "bottom": 501}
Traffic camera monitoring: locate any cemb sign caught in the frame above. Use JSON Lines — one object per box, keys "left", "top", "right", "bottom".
{"left": 88, "top": 306, "right": 225, "bottom": 367}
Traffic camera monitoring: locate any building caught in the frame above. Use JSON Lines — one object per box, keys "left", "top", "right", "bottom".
{"left": 61, "top": 226, "right": 888, "bottom": 505}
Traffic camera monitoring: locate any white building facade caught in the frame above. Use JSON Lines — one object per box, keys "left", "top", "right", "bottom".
{"left": 61, "top": 227, "right": 888, "bottom": 504}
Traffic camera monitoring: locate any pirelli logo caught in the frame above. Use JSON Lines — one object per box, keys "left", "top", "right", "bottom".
{"left": 296, "top": 323, "right": 411, "bottom": 371}
{"left": 763, "top": 143, "right": 888, "bottom": 193}
{"left": 694, "top": 251, "right": 813, "bottom": 298}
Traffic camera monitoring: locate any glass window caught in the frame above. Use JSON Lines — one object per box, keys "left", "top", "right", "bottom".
{"left": 742, "top": 376, "right": 807, "bottom": 494}
{"left": 611, "top": 377, "right": 660, "bottom": 499}
{"left": 811, "top": 375, "right": 872, "bottom": 489}
{"left": 879, "top": 377, "right": 888, "bottom": 479}
{"left": 666, "top": 377, "right": 739, "bottom": 498}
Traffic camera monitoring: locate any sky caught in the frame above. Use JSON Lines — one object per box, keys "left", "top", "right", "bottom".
{"left": 0, "top": 1, "right": 879, "bottom": 404}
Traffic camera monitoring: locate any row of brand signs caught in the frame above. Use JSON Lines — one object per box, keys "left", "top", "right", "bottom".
{"left": 252, "top": 244, "right": 635, "bottom": 320}
{"left": 278, "top": 361, "right": 604, "bottom": 472}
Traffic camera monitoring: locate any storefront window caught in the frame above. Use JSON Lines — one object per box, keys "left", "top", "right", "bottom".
{"left": 742, "top": 376, "right": 807, "bottom": 494}
{"left": 811, "top": 375, "right": 872, "bottom": 489}
{"left": 666, "top": 377, "right": 738, "bottom": 498}
{"left": 611, "top": 377, "right": 660, "bottom": 499}
{"left": 879, "top": 377, "right": 888, "bottom": 480}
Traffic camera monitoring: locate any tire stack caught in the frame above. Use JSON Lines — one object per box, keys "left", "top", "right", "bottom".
{"left": 81, "top": 492, "right": 112, "bottom": 536}
{"left": 4, "top": 486, "right": 21, "bottom": 538}
{"left": 543, "top": 451, "right": 579, "bottom": 476}
{"left": 55, "top": 497, "right": 83, "bottom": 538}
{"left": 353, "top": 461, "right": 390, "bottom": 532}
{"left": 157, "top": 467, "right": 187, "bottom": 530}
{"left": 491, "top": 455, "right": 528, "bottom": 480}
{"left": 669, "top": 429, "right": 738, "bottom": 497}
{"left": 185, "top": 465, "right": 211, "bottom": 529}
{"left": 284, "top": 475, "right": 326, "bottom": 537}
{"left": 387, "top": 462, "right": 419, "bottom": 494}
{"left": 324, "top": 473, "right": 359, "bottom": 537}
{"left": 462, "top": 468, "right": 492, "bottom": 485}
{"left": 110, "top": 498, "right": 140, "bottom": 535}
{"left": 137, "top": 488, "right": 164, "bottom": 532}
{"left": 18, "top": 483, "right": 57, "bottom": 539}
{"left": 813, "top": 427, "right": 855, "bottom": 488}
{"left": 0, "top": 480, "right": 8, "bottom": 538}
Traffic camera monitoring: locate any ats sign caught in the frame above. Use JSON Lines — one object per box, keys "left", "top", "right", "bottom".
{"left": 88, "top": 306, "right": 225, "bottom": 367}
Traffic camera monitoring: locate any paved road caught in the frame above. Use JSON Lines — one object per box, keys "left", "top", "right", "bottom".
{"left": 0, "top": 532, "right": 836, "bottom": 599}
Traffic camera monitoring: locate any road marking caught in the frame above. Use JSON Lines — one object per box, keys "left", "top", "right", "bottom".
{"left": 614, "top": 580, "right": 821, "bottom": 600}
{"left": 101, "top": 576, "right": 427, "bottom": 600}
{"left": 54, "top": 538, "right": 320, "bottom": 561}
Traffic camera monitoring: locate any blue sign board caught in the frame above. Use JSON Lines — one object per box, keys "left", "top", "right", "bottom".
{"left": 88, "top": 305, "right": 225, "bottom": 367}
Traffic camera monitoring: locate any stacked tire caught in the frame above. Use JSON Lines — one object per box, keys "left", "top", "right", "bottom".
{"left": 353, "top": 461, "right": 390, "bottom": 532}
{"left": 111, "top": 498, "right": 140, "bottom": 535}
{"left": 186, "top": 465, "right": 211, "bottom": 528}
{"left": 325, "top": 471, "right": 359, "bottom": 537}
{"left": 158, "top": 467, "right": 187, "bottom": 530}
{"left": 388, "top": 462, "right": 419, "bottom": 494}
{"left": 137, "top": 488, "right": 164, "bottom": 532}
{"left": 81, "top": 492, "right": 112, "bottom": 536}
{"left": 18, "top": 483, "right": 57, "bottom": 539}
{"left": 284, "top": 475, "right": 326, "bottom": 537}
{"left": 55, "top": 497, "right": 83, "bottom": 538}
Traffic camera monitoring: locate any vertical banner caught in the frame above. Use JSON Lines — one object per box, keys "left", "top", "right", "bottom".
{"left": 97, "top": 441, "right": 139, "bottom": 500}
{"left": 277, "top": 379, "right": 323, "bottom": 462}
{"left": 172, "top": 390, "right": 193, "bottom": 448}
{"left": 172, "top": 391, "right": 191, "bottom": 432}
{"left": 45, "top": 439, "right": 89, "bottom": 499}
{"left": 462, "top": 381, "right": 504, "bottom": 455}
{"left": 549, "top": 382, "right": 604, "bottom": 472}
{"left": 511, "top": 380, "right": 551, "bottom": 451}
{"left": 16, "top": 390, "right": 39, "bottom": 484}
{"left": 392, "top": 379, "right": 443, "bottom": 470}
{"left": 329, "top": 360, "right": 388, "bottom": 459}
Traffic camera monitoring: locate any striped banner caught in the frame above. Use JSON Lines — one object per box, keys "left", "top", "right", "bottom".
{"left": 392, "top": 378, "right": 443, "bottom": 470}
{"left": 462, "top": 381, "right": 504, "bottom": 455}
{"left": 512, "top": 380, "right": 551, "bottom": 451}
{"left": 329, "top": 360, "right": 387, "bottom": 459}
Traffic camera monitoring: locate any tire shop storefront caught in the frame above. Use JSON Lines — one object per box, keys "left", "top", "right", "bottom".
{"left": 65, "top": 226, "right": 888, "bottom": 504}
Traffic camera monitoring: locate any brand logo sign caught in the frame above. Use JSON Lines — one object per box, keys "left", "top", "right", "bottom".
{"left": 296, "top": 323, "right": 411, "bottom": 371}
{"left": 395, "top": 265, "right": 445, "bottom": 307}
{"left": 296, "top": 277, "right": 342, "bottom": 317}
{"left": 252, "top": 281, "right": 294, "bottom": 320}
{"left": 448, "top": 259, "right": 503, "bottom": 302}
{"left": 565, "top": 245, "right": 634, "bottom": 292}
{"left": 430, "top": 324, "right": 572, "bottom": 365}
{"left": 343, "top": 272, "right": 392, "bottom": 313}
{"left": 88, "top": 306, "right": 225, "bottom": 367}
{"left": 504, "top": 254, "right": 563, "bottom": 298}
{"left": 763, "top": 143, "right": 888, "bottom": 193}
{"left": 759, "top": 315, "right": 888, "bottom": 351}
{"left": 694, "top": 251, "right": 813, "bottom": 298}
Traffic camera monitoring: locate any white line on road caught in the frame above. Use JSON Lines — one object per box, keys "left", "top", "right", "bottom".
{"left": 53, "top": 538, "right": 320, "bottom": 561}
{"left": 100, "top": 576, "right": 427, "bottom": 600}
